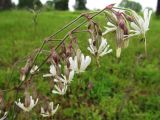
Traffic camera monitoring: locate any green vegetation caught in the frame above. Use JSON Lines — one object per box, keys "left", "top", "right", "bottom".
{"left": 119, "top": 0, "right": 142, "bottom": 12}
{"left": 0, "top": 10, "right": 160, "bottom": 119}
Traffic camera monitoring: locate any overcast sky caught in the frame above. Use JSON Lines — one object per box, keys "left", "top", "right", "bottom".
{"left": 12, "top": 0, "right": 158, "bottom": 11}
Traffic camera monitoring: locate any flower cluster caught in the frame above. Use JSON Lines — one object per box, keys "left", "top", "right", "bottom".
{"left": 41, "top": 102, "right": 59, "bottom": 117}
{"left": 103, "top": 9, "right": 152, "bottom": 57}
{"left": 15, "top": 96, "right": 38, "bottom": 112}
{"left": 130, "top": 9, "right": 152, "bottom": 36}
{"left": 43, "top": 48, "right": 91, "bottom": 95}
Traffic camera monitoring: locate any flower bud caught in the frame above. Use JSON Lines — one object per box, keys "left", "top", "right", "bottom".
{"left": 20, "top": 66, "right": 29, "bottom": 81}
{"left": 24, "top": 91, "right": 30, "bottom": 108}
{"left": 51, "top": 48, "right": 59, "bottom": 65}
{"left": 105, "top": 4, "right": 115, "bottom": 9}
{"left": 66, "top": 42, "right": 72, "bottom": 57}
{"left": 117, "top": 13, "right": 129, "bottom": 35}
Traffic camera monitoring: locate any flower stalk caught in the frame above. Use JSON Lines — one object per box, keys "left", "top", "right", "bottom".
{"left": 0, "top": 4, "right": 152, "bottom": 119}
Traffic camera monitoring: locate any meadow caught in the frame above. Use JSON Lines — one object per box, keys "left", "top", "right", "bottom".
{"left": 0, "top": 10, "right": 160, "bottom": 120}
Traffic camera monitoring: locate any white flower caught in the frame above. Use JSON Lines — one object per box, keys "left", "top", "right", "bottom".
{"left": 30, "top": 65, "right": 39, "bottom": 74}
{"left": 54, "top": 70, "right": 74, "bottom": 84}
{"left": 43, "top": 64, "right": 57, "bottom": 77}
{"left": 21, "top": 75, "right": 26, "bottom": 81}
{"left": 15, "top": 96, "right": 38, "bottom": 112}
{"left": 88, "top": 37, "right": 112, "bottom": 57}
{"left": 130, "top": 9, "right": 152, "bottom": 36}
{"left": 0, "top": 110, "right": 8, "bottom": 120}
{"left": 103, "top": 22, "right": 117, "bottom": 35}
{"left": 41, "top": 102, "right": 59, "bottom": 117}
{"left": 103, "top": 12, "right": 117, "bottom": 35}
{"left": 52, "top": 82, "right": 68, "bottom": 95}
{"left": 69, "top": 50, "right": 91, "bottom": 73}
{"left": 52, "top": 66, "right": 74, "bottom": 95}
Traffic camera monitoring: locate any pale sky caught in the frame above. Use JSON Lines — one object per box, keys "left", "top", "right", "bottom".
{"left": 12, "top": 0, "right": 158, "bottom": 11}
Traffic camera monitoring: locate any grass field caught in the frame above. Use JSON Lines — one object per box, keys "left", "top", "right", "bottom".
{"left": 0, "top": 10, "right": 160, "bottom": 120}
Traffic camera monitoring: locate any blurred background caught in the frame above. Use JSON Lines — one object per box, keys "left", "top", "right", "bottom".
{"left": 0, "top": 0, "right": 160, "bottom": 120}
{"left": 0, "top": 0, "right": 159, "bottom": 13}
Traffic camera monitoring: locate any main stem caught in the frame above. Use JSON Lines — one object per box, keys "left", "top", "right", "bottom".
{"left": 144, "top": 35, "right": 147, "bottom": 57}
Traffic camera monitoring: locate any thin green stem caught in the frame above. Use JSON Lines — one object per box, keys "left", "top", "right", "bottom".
{"left": 48, "top": 14, "right": 84, "bottom": 39}
{"left": 113, "top": 7, "right": 133, "bottom": 12}
{"left": 144, "top": 34, "right": 147, "bottom": 57}
{"left": 35, "top": 7, "right": 107, "bottom": 72}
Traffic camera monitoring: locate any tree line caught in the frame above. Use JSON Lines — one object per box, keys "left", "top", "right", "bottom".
{"left": 0, "top": 0, "right": 87, "bottom": 10}
{"left": 0, "top": 0, "right": 160, "bottom": 16}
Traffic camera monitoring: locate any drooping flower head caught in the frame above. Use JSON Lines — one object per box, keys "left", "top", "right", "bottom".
{"left": 15, "top": 94, "right": 38, "bottom": 112}
{"left": 130, "top": 9, "right": 152, "bottom": 36}
{"left": 69, "top": 49, "right": 91, "bottom": 73}
{"left": 30, "top": 65, "right": 39, "bottom": 74}
{"left": 0, "top": 110, "right": 8, "bottom": 120}
{"left": 41, "top": 102, "right": 59, "bottom": 117}
{"left": 52, "top": 82, "right": 68, "bottom": 95}
{"left": 103, "top": 11, "right": 129, "bottom": 58}
{"left": 43, "top": 64, "right": 57, "bottom": 78}
{"left": 88, "top": 37, "right": 112, "bottom": 57}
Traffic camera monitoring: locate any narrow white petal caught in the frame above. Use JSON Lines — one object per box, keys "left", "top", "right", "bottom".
{"left": 41, "top": 107, "right": 45, "bottom": 114}
{"left": 80, "top": 54, "right": 86, "bottom": 72}
{"left": 83, "top": 56, "right": 91, "bottom": 70}
{"left": 68, "top": 70, "right": 74, "bottom": 82}
{"left": 98, "top": 38, "right": 107, "bottom": 54}
{"left": 74, "top": 56, "right": 78, "bottom": 71}
{"left": 51, "top": 104, "right": 59, "bottom": 115}
{"left": 131, "top": 22, "right": 141, "bottom": 32}
{"left": 69, "top": 57, "right": 74, "bottom": 70}
{"left": 52, "top": 90, "right": 60, "bottom": 95}
{"left": 50, "top": 65, "right": 57, "bottom": 76}
{"left": 99, "top": 47, "right": 112, "bottom": 57}
{"left": 43, "top": 74, "right": 53, "bottom": 77}
{"left": 87, "top": 47, "right": 95, "bottom": 55}
{"left": 107, "top": 22, "right": 115, "bottom": 27}
{"left": 103, "top": 27, "right": 116, "bottom": 35}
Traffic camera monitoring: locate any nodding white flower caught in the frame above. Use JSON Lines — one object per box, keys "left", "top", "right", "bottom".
{"left": 88, "top": 37, "right": 112, "bottom": 57}
{"left": 41, "top": 102, "right": 59, "bottom": 117}
{"left": 52, "top": 82, "right": 68, "bottom": 95}
{"left": 103, "top": 12, "right": 117, "bottom": 35}
{"left": 69, "top": 49, "right": 91, "bottom": 73}
{"left": 130, "top": 9, "right": 152, "bottom": 36}
{"left": 54, "top": 70, "right": 74, "bottom": 84}
{"left": 0, "top": 110, "right": 8, "bottom": 120}
{"left": 30, "top": 65, "right": 39, "bottom": 74}
{"left": 43, "top": 64, "right": 57, "bottom": 77}
{"left": 15, "top": 96, "right": 38, "bottom": 112}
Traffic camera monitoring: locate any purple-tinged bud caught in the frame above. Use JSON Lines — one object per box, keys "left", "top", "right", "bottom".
{"left": 105, "top": 4, "right": 115, "bottom": 9}
{"left": 116, "top": 13, "right": 129, "bottom": 35}
{"left": 127, "top": 16, "right": 134, "bottom": 22}
{"left": 20, "top": 66, "right": 29, "bottom": 81}
{"left": 51, "top": 48, "right": 59, "bottom": 65}
{"left": 123, "top": 27, "right": 129, "bottom": 35}
{"left": 119, "top": 19, "right": 125, "bottom": 30}
{"left": 66, "top": 42, "right": 73, "bottom": 57}
{"left": 122, "top": 13, "right": 134, "bottom": 22}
